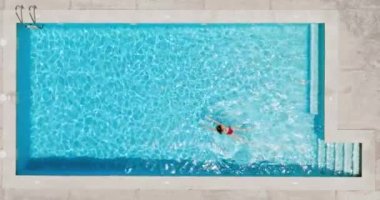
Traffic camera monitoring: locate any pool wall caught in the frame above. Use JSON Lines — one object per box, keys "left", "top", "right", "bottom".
{"left": 16, "top": 24, "right": 31, "bottom": 175}
{"left": 1, "top": 10, "right": 376, "bottom": 190}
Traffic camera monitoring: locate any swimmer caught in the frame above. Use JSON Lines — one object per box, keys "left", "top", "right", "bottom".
{"left": 202, "top": 116, "right": 253, "bottom": 141}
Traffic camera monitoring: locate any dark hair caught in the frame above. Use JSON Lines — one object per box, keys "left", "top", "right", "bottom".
{"left": 216, "top": 125, "right": 223, "bottom": 134}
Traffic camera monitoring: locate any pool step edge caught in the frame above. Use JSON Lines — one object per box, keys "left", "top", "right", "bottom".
{"left": 317, "top": 139, "right": 361, "bottom": 176}
{"left": 309, "top": 24, "right": 319, "bottom": 115}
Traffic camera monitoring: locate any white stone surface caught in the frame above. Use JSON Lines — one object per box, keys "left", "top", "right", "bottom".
{"left": 270, "top": 0, "right": 337, "bottom": 9}
{"left": 201, "top": 190, "right": 267, "bottom": 200}
{"left": 377, "top": 133, "right": 380, "bottom": 190}
{"left": 137, "top": 0, "right": 204, "bottom": 9}
{"left": 205, "top": 0, "right": 270, "bottom": 9}
{"left": 0, "top": 150, "right": 6, "bottom": 158}
{"left": 138, "top": 190, "right": 203, "bottom": 200}
{"left": 71, "top": 0, "right": 136, "bottom": 10}
{"left": 337, "top": 0, "right": 380, "bottom": 9}
{"left": 0, "top": 125, "right": 3, "bottom": 149}
{"left": 0, "top": 39, "right": 6, "bottom": 47}
{"left": 69, "top": 189, "right": 138, "bottom": 200}
{"left": 268, "top": 191, "right": 336, "bottom": 200}
{"left": 338, "top": 69, "right": 380, "bottom": 130}
{"left": 337, "top": 9, "right": 380, "bottom": 131}
{"left": 339, "top": 10, "right": 380, "bottom": 70}
{"left": 0, "top": 9, "right": 3, "bottom": 37}
{"left": 0, "top": 9, "right": 3, "bottom": 150}
{"left": 336, "top": 191, "right": 380, "bottom": 200}
{"left": 4, "top": 189, "right": 70, "bottom": 200}
{"left": 3, "top": 0, "right": 70, "bottom": 10}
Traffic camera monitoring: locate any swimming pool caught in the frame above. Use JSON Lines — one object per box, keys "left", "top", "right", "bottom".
{"left": 16, "top": 23, "right": 360, "bottom": 176}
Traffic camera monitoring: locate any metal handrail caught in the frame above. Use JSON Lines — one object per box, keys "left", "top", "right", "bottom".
{"left": 15, "top": 5, "right": 24, "bottom": 23}
{"left": 28, "top": 5, "right": 37, "bottom": 24}
{"left": 26, "top": 5, "right": 43, "bottom": 29}
{"left": 15, "top": 4, "right": 42, "bottom": 29}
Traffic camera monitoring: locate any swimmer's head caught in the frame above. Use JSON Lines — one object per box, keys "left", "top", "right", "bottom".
{"left": 216, "top": 125, "right": 223, "bottom": 134}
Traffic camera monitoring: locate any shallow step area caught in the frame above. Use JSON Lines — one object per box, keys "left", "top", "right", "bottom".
{"left": 317, "top": 139, "right": 361, "bottom": 176}
{"left": 309, "top": 23, "right": 319, "bottom": 115}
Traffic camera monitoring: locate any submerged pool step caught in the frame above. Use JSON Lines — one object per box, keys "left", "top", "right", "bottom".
{"left": 325, "top": 143, "right": 335, "bottom": 172}
{"left": 344, "top": 143, "right": 353, "bottom": 174}
{"left": 317, "top": 139, "right": 360, "bottom": 176}
{"left": 334, "top": 143, "right": 344, "bottom": 174}
{"left": 317, "top": 139, "right": 326, "bottom": 169}
{"left": 353, "top": 143, "right": 360, "bottom": 176}
{"left": 309, "top": 24, "right": 319, "bottom": 115}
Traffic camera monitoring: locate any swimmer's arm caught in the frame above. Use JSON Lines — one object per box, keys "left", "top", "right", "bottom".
{"left": 201, "top": 125, "right": 216, "bottom": 132}
{"left": 206, "top": 116, "right": 222, "bottom": 125}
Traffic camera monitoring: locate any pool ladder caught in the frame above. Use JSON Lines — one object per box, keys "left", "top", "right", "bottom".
{"left": 15, "top": 5, "right": 43, "bottom": 29}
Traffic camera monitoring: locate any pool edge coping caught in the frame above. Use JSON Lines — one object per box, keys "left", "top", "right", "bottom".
{"left": 1, "top": 10, "right": 376, "bottom": 190}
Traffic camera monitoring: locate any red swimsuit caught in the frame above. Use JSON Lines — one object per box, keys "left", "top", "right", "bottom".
{"left": 226, "top": 127, "right": 234, "bottom": 135}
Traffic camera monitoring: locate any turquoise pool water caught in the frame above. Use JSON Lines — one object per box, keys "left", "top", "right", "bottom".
{"left": 17, "top": 23, "right": 358, "bottom": 176}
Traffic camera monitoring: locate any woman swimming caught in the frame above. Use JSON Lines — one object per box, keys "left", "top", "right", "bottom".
{"left": 202, "top": 116, "right": 253, "bottom": 141}
{"left": 215, "top": 123, "right": 234, "bottom": 135}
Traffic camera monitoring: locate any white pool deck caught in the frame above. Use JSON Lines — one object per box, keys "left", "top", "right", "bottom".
{"left": 1, "top": 0, "right": 380, "bottom": 200}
